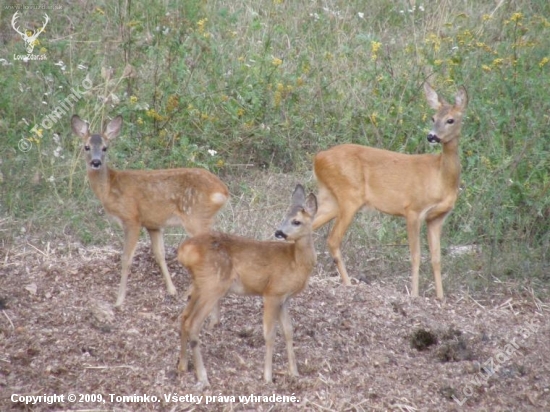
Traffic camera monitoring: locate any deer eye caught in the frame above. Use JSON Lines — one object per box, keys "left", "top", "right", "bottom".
{"left": 431, "top": 117, "right": 435, "bottom": 123}
{"left": 84, "top": 145, "right": 90, "bottom": 151}
{"left": 446, "top": 119, "right": 455, "bottom": 124}
{"left": 102, "top": 146, "right": 108, "bottom": 152}
{"left": 291, "top": 219, "right": 301, "bottom": 226}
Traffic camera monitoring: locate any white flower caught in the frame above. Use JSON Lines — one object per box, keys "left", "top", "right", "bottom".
{"left": 358, "top": 12, "right": 364, "bottom": 19}
{"left": 207, "top": 149, "right": 217, "bottom": 156}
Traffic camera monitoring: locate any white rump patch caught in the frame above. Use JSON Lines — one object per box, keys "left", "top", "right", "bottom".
{"left": 211, "top": 192, "right": 228, "bottom": 206}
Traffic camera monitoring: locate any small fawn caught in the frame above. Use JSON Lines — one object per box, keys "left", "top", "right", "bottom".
{"left": 71, "top": 115, "right": 229, "bottom": 307}
{"left": 313, "top": 83, "right": 468, "bottom": 299}
{"left": 177, "top": 184, "right": 317, "bottom": 386}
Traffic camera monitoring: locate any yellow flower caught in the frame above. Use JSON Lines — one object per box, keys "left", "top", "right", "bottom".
{"left": 482, "top": 14, "right": 492, "bottom": 21}
{"left": 539, "top": 57, "right": 549, "bottom": 68}
{"left": 197, "top": 18, "right": 208, "bottom": 32}
{"left": 166, "top": 94, "right": 179, "bottom": 113}
{"left": 137, "top": 117, "right": 144, "bottom": 125}
{"left": 482, "top": 64, "right": 491, "bottom": 72}
{"left": 130, "top": 95, "right": 138, "bottom": 104}
{"left": 371, "top": 41, "right": 382, "bottom": 61}
{"left": 272, "top": 57, "right": 283, "bottom": 67}
{"left": 424, "top": 33, "right": 441, "bottom": 53}
{"left": 95, "top": 7, "right": 104, "bottom": 15}
{"left": 237, "top": 108, "right": 245, "bottom": 117}
{"left": 274, "top": 91, "right": 282, "bottom": 107}
{"left": 492, "top": 58, "right": 504, "bottom": 67}
{"left": 145, "top": 108, "right": 165, "bottom": 121}
{"left": 370, "top": 112, "right": 378, "bottom": 127}
{"left": 510, "top": 12, "right": 523, "bottom": 22}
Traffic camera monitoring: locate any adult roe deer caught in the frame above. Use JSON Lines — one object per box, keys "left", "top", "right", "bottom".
{"left": 71, "top": 115, "right": 229, "bottom": 307}
{"left": 177, "top": 184, "right": 317, "bottom": 386}
{"left": 312, "top": 83, "right": 468, "bottom": 299}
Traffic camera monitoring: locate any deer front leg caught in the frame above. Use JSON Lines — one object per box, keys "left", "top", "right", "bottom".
{"left": 278, "top": 300, "right": 298, "bottom": 377}
{"left": 427, "top": 215, "right": 446, "bottom": 300}
{"left": 263, "top": 296, "right": 282, "bottom": 383}
{"left": 116, "top": 224, "right": 141, "bottom": 307}
{"left": 406, "top": 214, "right": 422, "bottom": 298}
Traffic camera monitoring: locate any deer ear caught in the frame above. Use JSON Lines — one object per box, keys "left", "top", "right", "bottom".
{"left": 71, "top": 115, "right": 89, "bottom": 139}
{"left": 455, "top": 86, "right": 468, "bottom": 110}
{"left": 304, "top": 193, "right": 318, "bottom": 217}
{"left": 424, "top": 83, "right": 442, "bottom": 110}
{"left": 104, "top": 116, "right": 123, "bottom": 140}
{"left": 291, "top": 184, "right": 306, "bottom": 206}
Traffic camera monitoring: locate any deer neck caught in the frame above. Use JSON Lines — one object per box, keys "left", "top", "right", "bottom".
{"left": 87, "top": 166, "right": 113, "bottom": 203}
{"left": 293, "top": 235, "right": 317, "bottom": 270}
{"left": 440, "top": 135, "right": 461, "bottom": 189}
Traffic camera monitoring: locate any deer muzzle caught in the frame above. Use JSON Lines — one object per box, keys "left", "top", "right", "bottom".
{"left": 274, "top": 230, "right": 287, "bottom": 240}
{"left": 427, "top": 133, "right": 441, "bottom": 143}
{"left": 90, "top": 159, "right": 102, "bottom": 169}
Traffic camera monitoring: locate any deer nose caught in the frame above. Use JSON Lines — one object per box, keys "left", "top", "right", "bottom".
{"left": 274, "top": 230, "right": 287, "bottom": 240}
{"left": 90, "top": 159, "right": 102, "bottom": 168}
{"left": 427, "top": 133, "right": 441, "bottom": 143}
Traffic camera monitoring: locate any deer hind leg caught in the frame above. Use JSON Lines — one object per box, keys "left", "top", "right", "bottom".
{"left": 427, "top": 215, "right": 446, "bottom": 300}
{"left": 325, "top": 202, "right": 362, "bottom": 286}
{"left": 182, "top": 287, "right": 227, "bottom": 387}
{"left": 147, "top": 228, "right": 177, "bottom": 296}
{"left": 312, "top": 185, "right": 339, "bottom": 230}
{"left": 116, "top": 224, "right": 141, "bottom": 307}
{"left": 263, "top": 296, "right": 283, "bottom": 383}
{"left": 278, "top": 300, "right": 298, "bottom": 377}
{"left": 178, "top": 293, "right": 198, "bottom": 373}
{"left": 406, "top": 214, "right": 422, "bottom": 298}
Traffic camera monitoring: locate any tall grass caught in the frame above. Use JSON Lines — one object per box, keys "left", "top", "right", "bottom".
{"left": 1, "top": 0, "right": 548, "bottom": 294}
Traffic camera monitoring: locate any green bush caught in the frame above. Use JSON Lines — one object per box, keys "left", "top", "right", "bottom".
{"left": 1, "top": 0, "right": 548, "bottom": 292}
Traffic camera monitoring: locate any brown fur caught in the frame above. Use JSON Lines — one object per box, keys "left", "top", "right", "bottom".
{"left": 313, "top": 83, "right": 468, "bottom": 299}
{"left": 178, "top": 185, "right": 317, "bottom": 386}
{"left": 71, "top": 115, "right": 229, "bottom": 307}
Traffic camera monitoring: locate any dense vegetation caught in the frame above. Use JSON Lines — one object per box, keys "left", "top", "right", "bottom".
{"left": 1, "top": 0, "right": 548, "bottom": 295}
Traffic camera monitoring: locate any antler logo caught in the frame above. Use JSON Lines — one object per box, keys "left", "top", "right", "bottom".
{"left": 11, "top": 11, "right": 49, "bottom": 54}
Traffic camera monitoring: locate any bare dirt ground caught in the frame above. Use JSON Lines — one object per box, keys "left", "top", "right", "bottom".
{"left": 1, "top": 240, "right": 549, "bottom": 412}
